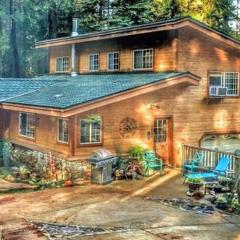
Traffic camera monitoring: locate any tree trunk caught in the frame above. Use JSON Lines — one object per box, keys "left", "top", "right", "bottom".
{"left": 48, "top": 9, "right": 58, "bottom": 39}
{"left": 9, "top": 0, "right": 20, "bottom": 77}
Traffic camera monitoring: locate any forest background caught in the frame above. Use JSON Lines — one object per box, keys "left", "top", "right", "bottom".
{"left": 0, "top": 0, "right": 239, "bottom": 77}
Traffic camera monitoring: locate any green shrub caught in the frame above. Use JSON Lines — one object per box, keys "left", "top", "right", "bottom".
{"left": 186, "top": 177, "right": 203, "bottom": 184}
{"left": 128, "top": 145, "right": 147, "bottom": 161}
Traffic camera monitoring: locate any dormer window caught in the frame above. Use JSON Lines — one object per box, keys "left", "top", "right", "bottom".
{"left": 89, "top": 54, "right": 99, "bottom": 71}
{"left": 209, "top": 72, "right": 239, "bottom": 97}
{"left": 56, "top": 57, "right": 70, "bottom": 73}
{"left": 133, "top": 49, "right": 153, "bottom": 70}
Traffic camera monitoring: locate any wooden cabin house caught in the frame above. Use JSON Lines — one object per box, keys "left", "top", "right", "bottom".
{"left": 1, "top": 17, "right": 240, "bottom": 167}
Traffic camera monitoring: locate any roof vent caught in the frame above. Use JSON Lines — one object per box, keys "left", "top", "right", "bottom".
{"left": 71, "top": 18, "right": 79, "bottom": 37}
{"left": 54, "top": 94, "right": 63, "bottom": 99}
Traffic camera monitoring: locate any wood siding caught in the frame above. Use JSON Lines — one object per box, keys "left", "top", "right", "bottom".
{"left": 49, "top": 31, "right": 178, "bottom": 73}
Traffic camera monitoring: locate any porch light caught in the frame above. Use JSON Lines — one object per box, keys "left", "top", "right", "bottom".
{"left": 147, "top": 103, "right": 160, "bottom": 110}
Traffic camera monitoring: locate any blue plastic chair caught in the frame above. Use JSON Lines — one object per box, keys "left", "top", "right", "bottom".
{"left": 183, "top": 152, "right": 204, "bottom": 174}
{"left": 185, "top": 156, "right": 230, "bottom": 181}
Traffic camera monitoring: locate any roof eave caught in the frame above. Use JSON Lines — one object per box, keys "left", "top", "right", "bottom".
{"left": 35, "top": 17, "right": 240, "bottom": 51}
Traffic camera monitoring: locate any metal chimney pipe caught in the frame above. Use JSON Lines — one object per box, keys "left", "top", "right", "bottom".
{"left": 71, "top": 18, "right": 79, "bottom": 37}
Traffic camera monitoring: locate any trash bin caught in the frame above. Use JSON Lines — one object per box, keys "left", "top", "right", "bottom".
{"left": 89, "top": 149, "right": 117, "bottom": 184}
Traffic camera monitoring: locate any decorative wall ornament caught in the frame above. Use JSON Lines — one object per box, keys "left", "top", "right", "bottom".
{"left": 119, "top": 117, "right": 137, "bottom": 138}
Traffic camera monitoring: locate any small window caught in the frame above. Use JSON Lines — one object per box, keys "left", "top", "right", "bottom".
{"left": 209, "top": 72, "right": 239, "bottom": 97}
{"left": 133, "top": 49, "right": 153, "bottom": 70}
{"left": 89, "top": 54, "right": 99, "bottom": 71}
{"left": 80, "top": 118, "right": 102, "bottom": 144}
{"left": 108, "top": 52, "right": 119, "bottom": 71}
{"left": 57, "top": 118, "right": 69, "bottom": 143}
{"left": 19, "top": 113, "right": 36, "bottom": 139}
{"left": 56, "top": 57, "right": 70, "bottom": 72}
{"left": 154, "top": 119, "right": 167, "bottom": 143}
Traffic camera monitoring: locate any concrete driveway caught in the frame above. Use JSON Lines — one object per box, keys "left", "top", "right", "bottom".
{"left": 0, "top": 169, "right": 240, "bottom": 239}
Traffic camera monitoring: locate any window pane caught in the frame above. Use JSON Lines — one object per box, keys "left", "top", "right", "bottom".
{"left": 209, "top": 73, "right": 221, "bottom": 86}
{"left": 89, "top": 54, "right": 99, "bottom": 71}
{"left": 134, "top": 51, "right": 143, "bottom": 69}
{"left": 27, "top": 114, "right": 35, "bottom": 138}
{"left": 58, "top": 119, "right": 69, "bottom": 143}
{"left": 134, "top": 49, "right": 153, "bottom": 69}
{"left": 154, "top": 119, "right": 167, "bottom": 143}
{"left": 56, "top": 58, "right": 62, "bottom": 72}
{"left": 19, "top": 113, "right": 27, "bottom": 136}
{"left": 91, "top": 121, "right": 101, "bottom": 143}
{"left": 80, "top": 118, "right": 102, "bottom": 144}
{"left": 80, "top": 120, "right": 90, "bottom": 143}
{"left": 108, "top": 52, "right": 119, "bottom": 70}
{"left": 143, "top": 49, "right": 153, "bottom": 69}
{"left": 56, "top": 57, "right": 69, "bottom": 72}
{"left": 19, "top": 113, "right": 35, "bottom": 138}
{"left": 225, "top": 72, "right": 238, "bottom": 96}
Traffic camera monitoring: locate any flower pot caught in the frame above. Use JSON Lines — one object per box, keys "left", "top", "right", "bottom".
{"left": 188, "top": 183, "right": 202, "bottom": 192}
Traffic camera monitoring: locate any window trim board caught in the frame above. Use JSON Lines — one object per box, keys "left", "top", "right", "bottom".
{"left": 55, "top": 56, "right": 70, "bottom": 73}
{"left": 57, "top": 118, "right": 70, "bottom": 145}
{"left": 132, "top": 48, "right": 154, "bottom": 71}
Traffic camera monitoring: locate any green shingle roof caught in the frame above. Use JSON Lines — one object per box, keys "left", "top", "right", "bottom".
{"left": 4, "top": 72, "right": 188, "bottom": 109}
{"left": 0, "top": 78, "right": 65, "bottom": 102}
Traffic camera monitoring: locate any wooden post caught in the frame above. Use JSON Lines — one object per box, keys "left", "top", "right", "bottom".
{"left": 69, "top": 115, "right": 76, "bottom": 157}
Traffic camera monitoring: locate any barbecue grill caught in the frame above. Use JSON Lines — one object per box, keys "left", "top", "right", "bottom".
{"left": 89, "top": 149, "right": 117, "bottom": 184}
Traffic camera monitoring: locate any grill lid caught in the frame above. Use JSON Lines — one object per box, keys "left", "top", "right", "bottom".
{"left": 89, "top": 149, "right": 114, "bottom": 163}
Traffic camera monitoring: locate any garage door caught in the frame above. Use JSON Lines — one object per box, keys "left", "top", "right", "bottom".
{"left": 201, "top": 134, "right": 240, "bottom": 153}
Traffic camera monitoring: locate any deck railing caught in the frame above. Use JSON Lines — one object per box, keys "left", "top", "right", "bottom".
{"left": 181, "top": 144, "right": 240, "bottom": 178}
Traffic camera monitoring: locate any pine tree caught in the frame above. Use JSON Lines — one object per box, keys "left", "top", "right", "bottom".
{"left": 109, "top": 0, "right": 152, "bottom": 27}
{"left": 151, "top": 0, "right": 182, "bottom": 20}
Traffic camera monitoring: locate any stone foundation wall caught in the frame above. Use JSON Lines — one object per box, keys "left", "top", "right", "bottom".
{"left": 8, "top": 143, "right": 90, "bottom": 180}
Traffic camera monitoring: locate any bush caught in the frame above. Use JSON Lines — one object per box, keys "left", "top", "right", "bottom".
{"left": 128, "top": 145, "right": 147, "bottom": 161}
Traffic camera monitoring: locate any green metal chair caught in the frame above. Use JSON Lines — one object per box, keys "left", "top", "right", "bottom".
{"left": 143, "top": 151, "right": 163, "bottom": 176}
{"left": 183, "top": 151, "right": 204, "bottom": 175}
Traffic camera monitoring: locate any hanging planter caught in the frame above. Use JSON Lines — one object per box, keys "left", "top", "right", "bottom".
{"left": 86, "top": 115, "right": 101, "bottom": 123}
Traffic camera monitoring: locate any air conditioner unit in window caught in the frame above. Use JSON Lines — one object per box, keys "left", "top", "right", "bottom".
{"left": 209, "top": 86, "right": 227, "bottom": 96}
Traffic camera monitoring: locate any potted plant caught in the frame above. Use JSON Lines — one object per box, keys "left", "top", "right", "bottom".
{"left": 186, "top": 177, "right": 203, "bottom": 193}
{"left": 128, "top": 145, "right": 146, "bottom": 161}
{"left": 19, "top": 166, "right": 30, "bottom": 180}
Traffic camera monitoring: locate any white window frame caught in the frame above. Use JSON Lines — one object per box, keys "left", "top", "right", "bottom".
{"left": 19, "top": 112, "right": 36, "bottom": 139}
{"left": 57, "top": 118, "right": 69, "bottom": 144}
{"left": 89, "top": 53, "right": 99, "bottom": 72}
{"left": 209, "top": 72, "right": 239, "bottom": 97}
{"left": 133, "top": 48, "right": 153, "bottom": 70}
{"left": 107, "top": 52, "right": 119, "bottom": 71}
{"left": 56, "top": 56, "right": 70, "bottom": 73}
{"left": 80, "top": 118, "right": 102, "bottom": 145}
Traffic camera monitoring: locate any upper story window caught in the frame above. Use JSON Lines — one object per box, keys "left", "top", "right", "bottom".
{"left": 19, "top": 112, "right": 36, "bottom": 139}
{"left": 108, "top": 52, "right": 119, "bottom": 71}
{"left": 56, "top": 57, "right": 70, "bottom": 72}
{"left": 89, "top": 54, "right": 99, "bottom": 71}
{"left": 209, "top": 72, "right": 239, "bottom": 97}
{"left": 133, "top": 49, "right": 153, "bottom": 70}
{"left": 57, "top": 118, "right": 69, "bottom": 144}
{"left": 80, "top": 117, "right": 102, "bottom": 144}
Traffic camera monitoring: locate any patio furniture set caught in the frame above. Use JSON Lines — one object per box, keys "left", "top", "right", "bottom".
{"left": 183, "top": 152, "right": 239, "bottom": 195}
